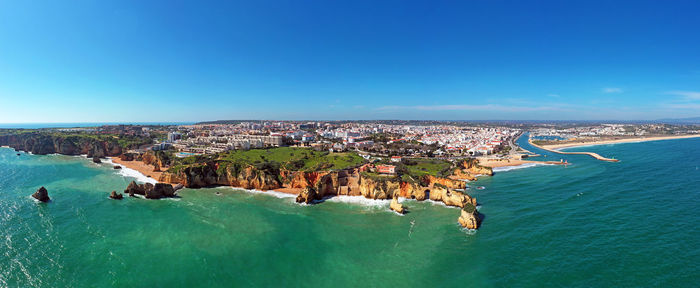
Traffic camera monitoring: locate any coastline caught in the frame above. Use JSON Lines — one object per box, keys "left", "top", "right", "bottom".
{"left": 528, "top": 139, "right": 619, "bottom": 162}
{"left": 108, "top": 157, "right": 163, "bottom": 182}
{"left": 477, "top": 154, "right": 566, "bottom": 169}
{"left": 109, "top": 156, "right": 303, "bottom": 196}
{"left": 538, "top": 134, "right": 700, "bottom": 150}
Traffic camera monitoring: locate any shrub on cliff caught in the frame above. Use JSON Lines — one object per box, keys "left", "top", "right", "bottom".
{"left": 463, "top": 203, "right": 476, "bottom": 214}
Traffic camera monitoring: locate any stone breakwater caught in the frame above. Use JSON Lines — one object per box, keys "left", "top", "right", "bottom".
{"left": 528, "top": 139, "right": 620, "bottom": 162}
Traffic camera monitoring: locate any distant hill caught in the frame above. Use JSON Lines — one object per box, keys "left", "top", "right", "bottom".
{"left": 656, "top": 117, "right": 700, "bottom": 124}
{"left": 195, "top": 120, "right": 262, "bottom": 125}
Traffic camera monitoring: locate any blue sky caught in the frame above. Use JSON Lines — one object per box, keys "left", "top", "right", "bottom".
{"left": 1, "top": 0, "right": 699, "bottom": 122}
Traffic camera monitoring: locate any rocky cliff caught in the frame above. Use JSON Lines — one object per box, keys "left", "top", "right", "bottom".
{"left": 0, "top": 133, "right": 121, "bottom": 157}
{"left": 458, "top": 203, "right": 481, "bottom": 229}
{"left": 159, "top": 163, "right": 479, "bottom": 222}
{"left": 451, "top": 159, "right": 493, "bottom": 180}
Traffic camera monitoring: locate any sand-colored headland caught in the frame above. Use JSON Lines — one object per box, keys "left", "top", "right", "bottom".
{"left": 534, "top": 134, "right": 700, "bottom": 150}
{"left": 477, "top": 154, "right": 568, "bottom": 168}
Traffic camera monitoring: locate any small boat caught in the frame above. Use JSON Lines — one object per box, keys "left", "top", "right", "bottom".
{"left": 476, "top": 186, "right": 485, "bottom": 190}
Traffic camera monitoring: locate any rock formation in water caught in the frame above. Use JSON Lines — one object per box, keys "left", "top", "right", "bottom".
{"left": 109, "top": 190, "right": 124, "bottom": 200}
{"left": 428, "top": 184, "right": 476, "bottom": 208}
{"left": 295, "top": 186, "right": 317, "bottom": 204}
{"left": 390, "top": 195, "right": 405, "bottom": 214}
{"left": 32, "top": 186, "right": 50, "bottom": 202}
{"left": 123, "top": 181, "right": 176, "bottom": 199}
{"left": 458, "top": 203, "right": 480, "bottom": 229}
{"left": 92, "top": 156, "right": 102, "bottom": 163}
{"left": 0, "top": 133, "right": 122, "bottom": 156}
{"left": 113, "top": 165, "right": 122, "bottom": 169}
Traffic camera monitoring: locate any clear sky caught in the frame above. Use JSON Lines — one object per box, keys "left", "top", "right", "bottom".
{"left": 1, "top": 0, "right": 699, "bottom": 122}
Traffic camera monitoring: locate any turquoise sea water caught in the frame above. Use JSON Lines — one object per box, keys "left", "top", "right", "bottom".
{"left": 1, "top": 135, "right": 699, "bottom": 287}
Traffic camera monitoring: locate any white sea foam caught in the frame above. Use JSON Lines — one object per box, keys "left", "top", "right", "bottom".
{"left": 407, "top": 198, "right": 460, "bottom": 209}
{"left": 492, "top": 162, "right": 548, "bottom": 172}
{"left": 461, "top": 227, "right": 478, "bottom": 235}
{"left": 325, "top": 195, "right": 391, "bottom": 207}
{"left": 103, "top": 158, "right": 157, "bottom": 184}
{"left": 229, "top": 187, "right": 297, "bottom": 199}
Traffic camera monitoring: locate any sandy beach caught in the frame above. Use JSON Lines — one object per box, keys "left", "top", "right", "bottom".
{"left": 539, "top": 134, "right": 700, "bottom": 150}
{"left": 478, "top": 157, "right": 537, "bottom": 168}
{"left": 109, "top": 157, "right": 163, "bottom": 182}
{"left": 273, "top": 187, "right": 302, "bottom": 195}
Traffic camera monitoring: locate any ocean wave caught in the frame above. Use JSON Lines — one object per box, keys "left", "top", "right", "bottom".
{"left": 461, "top": 227, "right": 478, "bottom": 235}
{"left": 421, "top": 199, "right": 460, "bottom": 209}
{"left": 102, "top": 158, "right": 157, "bottom": 184}
{"left": 492, "top": 162, "right": 547, "bottom": 172}
{"left": 325, "top": 195, "right": 392, "bottom": 207}
{"left": 229, "top": 187, "right": 297, "bottom": 199}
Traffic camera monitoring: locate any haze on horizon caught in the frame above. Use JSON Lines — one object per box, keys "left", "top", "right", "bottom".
{"left": 1, "top": 0, "right": 699, "bottom": 123}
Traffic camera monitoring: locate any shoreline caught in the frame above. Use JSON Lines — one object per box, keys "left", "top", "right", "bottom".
{"left": 108, "top": 157, "right": 163, "bottom": 182}
{"left": 538, "top": 134, "right": 700, "bottom": 150}
{"left": 477, "top": 154, "right": 567, "bottom": 169}
{"left": 109, "top": 156, "right": 303, "bottom": 195}
{"left": 528, "top": 138, "right": 619, "bottom": 162}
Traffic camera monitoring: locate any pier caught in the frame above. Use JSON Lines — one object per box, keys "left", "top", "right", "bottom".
{"left": 528, "top": 140, "right": 620, "bottom": 162}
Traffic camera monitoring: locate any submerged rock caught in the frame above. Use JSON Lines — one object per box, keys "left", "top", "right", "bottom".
{"left": 92, "top": 156, "right": 102, "bottom": 164}
{"left": 390, "top": 194, "right": 405, "bottom": 214}
{"left": 113, "top": 165, "right": 122, "bottom": 169}
{"left": 16, "top": 153, "right": 20, "bottom": 156}
{"left": 32, "top": 186, "right": 50, "bottom": 202}
{"left": 109, "top": 190, "right": 124, "bottom": 200}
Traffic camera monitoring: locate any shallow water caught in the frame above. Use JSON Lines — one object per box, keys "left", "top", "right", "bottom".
{"left": 1, "top": 135, "right": 699, "bottom": 287}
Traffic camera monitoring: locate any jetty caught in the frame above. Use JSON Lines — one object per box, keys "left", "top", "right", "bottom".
{"left": 528, "top": 139, "right": 620, "bottom": 162}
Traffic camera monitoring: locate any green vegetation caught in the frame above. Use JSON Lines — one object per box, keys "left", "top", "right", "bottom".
{"left": 433, "top": 183, "right": 448, "bottom": 189}
{"left": 218, "top": 147, "right": 364, "bottom": 171}
{"left": 463, "top": 203, "right": 476, "bottom": 214}
{"left": 0, "top": 130, "right": 153, "bottom": 150}
{"left": 400, "top": 158, "right": 454, "bottom": 178}
{"left": 168, "top": 147, "right": 366, "bottom": 174}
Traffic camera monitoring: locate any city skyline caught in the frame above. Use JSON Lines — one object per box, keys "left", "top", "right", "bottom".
{"left": 2, "top": 0, "right": 700, "bottom": 122}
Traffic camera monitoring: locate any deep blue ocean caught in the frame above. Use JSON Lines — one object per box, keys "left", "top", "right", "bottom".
{"left": 0, "top": 135, "right": 698, "bottom": 287}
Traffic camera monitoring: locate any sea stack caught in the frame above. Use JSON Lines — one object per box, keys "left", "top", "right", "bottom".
{"left": 32, "top": 186, "right": 50, "bottom": 202}
{"left": 458, "top": 203, "right": 480, "bottom": 229}
{"left": 109, "top": 191, "right": 124, "bottom": 200}
{"left": 295, "top": 187, "right": 317, "bottom": 204}
{"left": 390, "top": 194, "right": 405, "bottom": 214}
{"left": 123, "top": 181, "right": 177, "bottom": 199}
